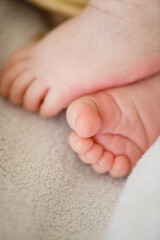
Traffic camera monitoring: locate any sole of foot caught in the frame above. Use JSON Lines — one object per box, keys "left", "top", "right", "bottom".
{"left": 66, "top": 74, "right": 160, "bottom": 178}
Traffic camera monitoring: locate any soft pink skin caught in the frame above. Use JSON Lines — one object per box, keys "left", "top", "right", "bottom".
{"left": 0, "top": 0, "right": 159, "bottom": 116}
{"left": 66, "top": 74, "right": 160, "bottom": 178}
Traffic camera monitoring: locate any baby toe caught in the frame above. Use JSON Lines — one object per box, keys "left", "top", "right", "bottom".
{"left": 40, "top": 88, "right": 67, "bottom": 117}
{"left": 109, "top": 155, "right": 131, "bottom": 178}
{"left": 5, "top": 47, "right": 30, "bottom": 68}
{"left": 0, "top": 61, "right": 27, "bottom": 97}
{"left": 23, "top": 78, "right": 49, "bottom": 112}
{"left": 9, "top": 70, "right": 35, "bottom": 105}
{"left": 91, "top": 151, "right": 114, "bottom": 174}
{"left": 69, "top": 131, "right": 94, "bottom": 154}
{"left": 86, "top": 143, "right": 103, "bottom": 163}
{"left": 78, "top": 143, "right": 103, "bottom": 164}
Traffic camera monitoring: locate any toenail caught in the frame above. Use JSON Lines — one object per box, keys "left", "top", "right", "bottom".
{"left": 98, "top": 151, "right": 113, "bottom": 171}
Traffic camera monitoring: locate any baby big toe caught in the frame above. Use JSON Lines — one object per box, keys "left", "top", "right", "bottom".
{"left": 66, "top": 97, "right": 102, "bottom": 138}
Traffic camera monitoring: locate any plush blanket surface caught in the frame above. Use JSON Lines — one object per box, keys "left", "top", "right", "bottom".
{"left": 0, "top": 1, "right": 159, "bottom": 240}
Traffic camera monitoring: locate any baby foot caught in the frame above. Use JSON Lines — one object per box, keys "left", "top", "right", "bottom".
{"left": 0, "top": 0, "right": 159, "bottom": 116}
{"left": 66, "top": 74, "right": 160, "bottom": 178}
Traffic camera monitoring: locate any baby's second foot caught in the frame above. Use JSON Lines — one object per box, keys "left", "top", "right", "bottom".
{"left": 66, "top": 74, "right": 160, "bottom": 178}
{"left": 0, "top": 0, "right": 159, "bottom": 116}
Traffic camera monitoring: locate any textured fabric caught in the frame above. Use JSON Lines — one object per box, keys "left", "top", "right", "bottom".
{"left": 26, "top": 0, "right": 88, "bottom": 16}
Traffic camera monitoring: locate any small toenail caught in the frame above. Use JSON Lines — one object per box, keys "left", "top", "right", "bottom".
{"left": 98, "top": 160, "right": 105, "bottom": 168}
